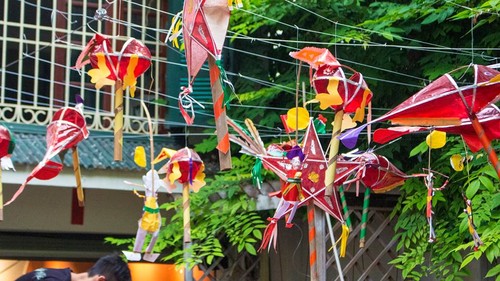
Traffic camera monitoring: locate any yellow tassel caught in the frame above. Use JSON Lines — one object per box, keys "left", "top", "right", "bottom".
{"left": 133, "top": 189, "right": 145, "bottom": 198}
{"left": 340, "top": 223, "right": 349, "bottom": 257}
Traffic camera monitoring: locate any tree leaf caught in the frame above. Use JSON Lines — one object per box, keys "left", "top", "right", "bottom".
{"left": 466, "top": 180, "right": 481, "bottom": 198}
{"left": 479, "top": 176, "right": 496, "bottom": 193}
{"left": 485, "top": 264, "right": 500, "bottom": 278}
{"left": 245, "top": 243, "right": 257, "bottom": 255}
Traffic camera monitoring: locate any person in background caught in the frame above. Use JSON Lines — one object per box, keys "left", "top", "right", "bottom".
{"left": 15, "top": 253, "right": 131, "bottom": 281}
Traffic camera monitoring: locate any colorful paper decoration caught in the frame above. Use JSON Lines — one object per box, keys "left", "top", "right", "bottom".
{"left": 181, "top": 0, "right": 238, "bottom": 170}
{"left": 4, "top": 99, "right": 89, "bottom": 207}
{"left": 154, "top": 147, "right": 206, "bottom": 278}
{"left": 290, "top": 47, "right": 373, "bottom": 214}
{"left": 424, "top": 172, "right": 448, "bottom": 242}
{"left": 125, "top": 169, "right": 167, "bottom": 262}
{"left": 0, "top": 125, "right": 16, "bottom": 220}
{"left": 123, "top": 102, "right": 167, "bottom": 263}
{"left": 228, "top": 118, "right": 348, "bottom": 256}
{"left": 340, "top": 64, "right": 500, "bottom": 178}
{"left": 74, "top": 33, "right": 152, "bottom": 161}
{"left": 373, "top": 105, "right": 500, "bottom": 153}
{"left": 462, "top": 193, "right": 483, "bottom": 251}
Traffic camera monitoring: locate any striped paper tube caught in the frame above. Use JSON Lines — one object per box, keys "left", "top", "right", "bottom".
{"left": 338, "top": 186, "right": 352, "bottom": 230}
{"left": 359, "top": 188, "right": 370, "bottom": 248}
{"left": 183, "top": 182, "right": 193, "bottom": 280}
{"left": 208, "top": 57, "right": 232, "bottom": 171}
{"left": 307, "top": 202, "right": 318, "bottom": 281}
{"left": 114, "top": 80, "right": 124, "bottom": 161}
{"left": 183, "top": 183, "right": 191, "bottom": 243}
{"left": 470, "top": 113, "right": 500, "bottom": 178}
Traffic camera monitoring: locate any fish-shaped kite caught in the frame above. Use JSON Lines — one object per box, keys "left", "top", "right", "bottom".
{"left": 373, "top": 105, "right": 500, "bottom": 153}
{"left": 340, "top": 64, "right": 500, "bottom": 178}
{"left": 0, "top": 125, "right": 15, "bottom": 220}
{"left": 4, "top": 99, "right": 89, "bottom": 206}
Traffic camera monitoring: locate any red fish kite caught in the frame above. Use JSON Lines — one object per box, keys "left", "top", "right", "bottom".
{"left": 0, "top": 125, "right": 15, "bottom": 220}
{"left": 340, "top": 64, "right": 500, "bottom": 177}
{"left": 74, "top": 33, "right": 151, "bottom": 161}
{"left": 373, "top": 105, "right": 500, "bottom": 153}
{"left": 4, "top": 100, "right": 89, "bottom": 207}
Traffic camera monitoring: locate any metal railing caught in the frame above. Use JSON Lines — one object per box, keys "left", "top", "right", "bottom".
{"left": 0, "top": 0, "right": 168, "bottom": 134}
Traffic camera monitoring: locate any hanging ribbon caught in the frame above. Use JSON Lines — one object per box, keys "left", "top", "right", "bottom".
{"left": 215, "top": 59, "right": 235, "bottom": 109}
{"left": 251, "top": 158, "right": 263, "bottom": 189}
{"left": 178, "top": 85, "right": 205, "bottom": 125}
{"left": 462, "top": 194, "right": 483, "bottom": 251}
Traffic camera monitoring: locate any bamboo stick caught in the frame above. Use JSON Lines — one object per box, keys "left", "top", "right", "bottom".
{"left": 208, "top": 57, "right": 232, "bottom": 171}
{"left": 114, "top": 80, "right": 124, "bottom": 161}
{"left": 72, "top": 147, "right": 84, "bottom": 207}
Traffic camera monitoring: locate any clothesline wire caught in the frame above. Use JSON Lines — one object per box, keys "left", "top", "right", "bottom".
{"left": 120, "top": 0, "right": 498, "bottom": 66}
{"left": 20, "top": 39, "right": 398, "bottom": 114}
{"left": 3, "top": 1, "right": 497, "bottom": 135}
{"left": 93, "top": 16, "right": 433, "bottom": 89}
{"left": 121, "top": 0, "right": 499, "bottom": 62}
{"left": 283, "top": 0, "right": 498, "bottom": 60}
{"left": 8, "top": 1, "right": 488, "bottom": 94}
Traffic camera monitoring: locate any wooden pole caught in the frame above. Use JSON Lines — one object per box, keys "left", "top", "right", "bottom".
{"left": 114, "top": 80, "right": 124, "bottom": 161}
{"left": 314, "top": 206, "right": 326, "bottom": 281}
{"left": 208, "top": 57, "right": 232, "bottom": 171}
{"left": 183, "top": 183, "right": 193, "bottom": 281}
{"left": 307, "top": 202, "right": 318, "bottom": 281}
{"left": 72, "top": 147, "right": 84, "bottom": 207}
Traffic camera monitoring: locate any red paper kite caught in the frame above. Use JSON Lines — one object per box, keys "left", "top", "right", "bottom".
{"left": 180, "top": 0, "right": 237, "bottom": 170}
{"left": 0, "top": 125, "right": 15, "bottom": 220}
{"left": 180, "top": 0, "right": 233, "bottom": 123}
{"left": 4, "top": 100, "right": 89, "bottom": 206}
{"left": 340, "top": 64, "right": 500, "bottom": 177}
{"left": 373, "top": 104, "right": 500, "bottom": 153}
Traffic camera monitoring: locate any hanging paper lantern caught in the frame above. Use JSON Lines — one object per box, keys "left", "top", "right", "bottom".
{"left": 290, "top": 47, "right": 373, "bottom": 122}
{"left": 158, "top": 147, "right": 206, "bottom": 192}
{"left": 75, "top": 34, "right": 152, "bottom": 97}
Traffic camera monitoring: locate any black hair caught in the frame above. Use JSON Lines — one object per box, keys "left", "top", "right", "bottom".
{"left": 88, "top": 254, "right": 131, "bottom": 281}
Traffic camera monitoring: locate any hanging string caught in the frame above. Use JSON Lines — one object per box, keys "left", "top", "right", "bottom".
{"left": 283, "top": 0, "right": 497, "bottom": 61}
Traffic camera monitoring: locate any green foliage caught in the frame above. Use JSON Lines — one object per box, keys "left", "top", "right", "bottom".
{"left": 391, "top": 136, "right": 500, "bottom": 280}
{"left": 106, "top": 154, "right": 267, "bottom": 268}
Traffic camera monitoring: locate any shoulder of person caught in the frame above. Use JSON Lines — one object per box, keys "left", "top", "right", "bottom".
{"left": 16, "top": 267, "right": 72, "bottom": 281}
